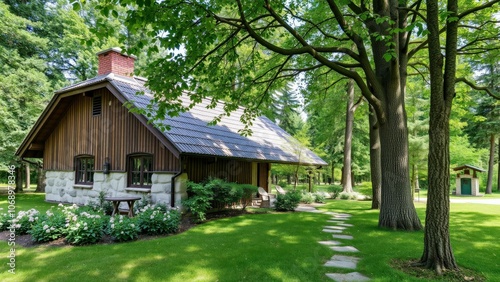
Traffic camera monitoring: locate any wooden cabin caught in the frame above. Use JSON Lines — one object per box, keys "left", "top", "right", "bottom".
{"left": 16, "top": 48, "right": 326, "bottom": 207}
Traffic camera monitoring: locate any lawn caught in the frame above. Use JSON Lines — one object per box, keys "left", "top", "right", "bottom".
{"left": 0, "top": 193, "right": 499, "bottom": 281}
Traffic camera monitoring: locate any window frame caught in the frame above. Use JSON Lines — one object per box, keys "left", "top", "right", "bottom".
{"left": 127, "top": 154, "right": 154, "bottom": 188}
{"left": 75, "top": 155, "right": 95, "bottom": 185}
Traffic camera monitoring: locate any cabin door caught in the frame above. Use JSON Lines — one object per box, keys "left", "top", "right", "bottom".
{"left": 257, "top": 163, "right": 269, "bottom": 192}
{"left": 461, "top": 178, "right": 472, "bottom": 195}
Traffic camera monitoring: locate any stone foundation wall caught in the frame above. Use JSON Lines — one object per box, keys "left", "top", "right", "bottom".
{"left": 44, "top": 171, "right": 188, "bottom": 207}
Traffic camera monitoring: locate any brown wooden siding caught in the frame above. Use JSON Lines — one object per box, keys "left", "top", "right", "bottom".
{"left": 185, "top": 156, "right": 252, "bottom": 184}
{"left": 44, "top": 89, "right": 179, "bottom": 171}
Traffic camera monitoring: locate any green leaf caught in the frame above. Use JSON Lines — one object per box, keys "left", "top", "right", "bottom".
{"left": 383, "top": 53, "right": 393, "bottom": 62}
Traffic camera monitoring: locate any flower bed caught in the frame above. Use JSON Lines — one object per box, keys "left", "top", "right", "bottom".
{"left": 9, "top": 203, "right": 180, "bottom": 245}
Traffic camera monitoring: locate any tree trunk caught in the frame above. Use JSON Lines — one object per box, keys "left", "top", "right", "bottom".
{"left": 35, "top": 165, "right": 46, "bottom": 192}
{"left": 342, "top": 79, "right": 355, "bottom": 193}
{"left": 378, "top": 106, "right": 421, "bottom": 230}
{"left": 25, "top": 163, "right": 30, "bottom": 190}
{"left": 411, "top": 164, "right": 420, "bottom": 200}
{"left": 419, "top": 99, "right": 457, "bottom": 273}
{"left": 369, "top": 106, "right": 382, "bottom": 209}
{"left": 418, "top": 0, "right": 458, "bottom": 273}
{"left": 485, "top": 134, "right": 495, "bottom": 194}
{"left": 497, "top": 137, "right": 499, "bottom": 191}
{"left": 331, "top": 164, "right": 335, "bottom": 184}
{"left": 15, "top": 164, "right": 23, "bottom": 193}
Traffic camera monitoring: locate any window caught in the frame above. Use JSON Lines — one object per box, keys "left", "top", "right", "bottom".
{"left": 92, "top": 95, "right": 102, "bottom": 116}
{"left": 75, "top": 156, "right": 94, "bottom": 184}
{"left": 128, "top": 154, "right": 153, "bottom": 188}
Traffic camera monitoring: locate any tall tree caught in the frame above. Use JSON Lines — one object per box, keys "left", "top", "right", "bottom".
{"left": 0, "top": 0, "right": 52, "bottom": 189}
{"left": 418, "top": 0, "right": 500, "bottom": 273}
{"left": 98, "top": 0, "right": 427, "bottom": 230}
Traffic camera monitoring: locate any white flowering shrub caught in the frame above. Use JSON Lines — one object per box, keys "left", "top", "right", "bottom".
{"left": 29, "top": 207, "right": 67, "bottom": 243}
{"left": 339, "top": 191, "right": 362, "bottom": 200}
{"left": 300, "top": 192, "right": 314, "bottom": 204}
{"left": 65, "top": 210, "right": 104, "bottom": 245}
{"left": 136, "top": 204, "right": 181, "bottom": 235}
{"left": 108, "top": 215, "right": 140, "bottom": 242}
{"left": 11, "top": 209, "right": 40, "bottom": 235}
{"left": 0, "top": 212, "right": 10, "bottom": 231}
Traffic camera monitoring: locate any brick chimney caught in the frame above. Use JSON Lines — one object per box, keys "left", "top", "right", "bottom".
{"left": 96, "top": 47, "right": 136, "bottom": 76}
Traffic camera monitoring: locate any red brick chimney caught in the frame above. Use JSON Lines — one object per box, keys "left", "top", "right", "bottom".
{"left": 96, "top": 47, "right": 136, "bottom": 76}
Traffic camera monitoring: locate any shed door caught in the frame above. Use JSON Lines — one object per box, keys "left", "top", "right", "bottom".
{"left": 461, "top": 178, "right": 472, "bottom": 195}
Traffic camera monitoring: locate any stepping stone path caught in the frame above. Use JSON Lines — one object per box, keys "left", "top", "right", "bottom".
{"left": 294, "top": 204, "right": 371, "bottom": 281}
{"left": 324, "top": 255, "right": 359, "bottom": 269}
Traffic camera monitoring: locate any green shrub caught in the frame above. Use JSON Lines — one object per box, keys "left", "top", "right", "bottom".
{"left": 108, "top": 215, "right": 140, "bottom": 242}
{"left": 278, "top": 181, "right": 288, "bottom": 188}
{"left": 314, "top": 193, "right": 326, "bottom": 203}
{"left": 206, "top": 179, "right": 242, "bottom": 209}
{"left": 274, "top": 191, "right": 302, "bottom": 211}
{"left": 29, "top": 208, "right": 66, "bottom": 243}
{"left": 301, "top": 192, "right": 314, "bottom": 204}
{"left": 65, "top": 211, "right": 104, "bottom": 245}
{"left": 11, "top": 209, "right": 40, "bottom": 235}
{"left": 238, "top": 184, "right": 258, "bottom": 210}
{"left": 136, "top": 204, "right": 181, "bottom": 235}
{"left": 183, "top": 181, "right": 214, "bottom": 222}
{"left": 327, "top": 185, "right": 343, "bottom": 199}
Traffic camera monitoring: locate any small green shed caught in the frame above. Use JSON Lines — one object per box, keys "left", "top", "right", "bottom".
{"left": 453, "top": 165, "right": 485, "bottom": 196}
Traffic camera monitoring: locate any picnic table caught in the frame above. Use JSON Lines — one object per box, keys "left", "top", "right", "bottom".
{"left": 104, "top": 196, "right": 142, "bottom": 217}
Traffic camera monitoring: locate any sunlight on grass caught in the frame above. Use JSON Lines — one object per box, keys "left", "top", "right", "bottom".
{"left": 0, "top": 195, "right": 498, "bottom": 281}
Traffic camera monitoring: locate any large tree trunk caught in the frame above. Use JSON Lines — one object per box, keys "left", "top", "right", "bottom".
{"left": 369, "top": 106, "right": 381, "bottom": 209}
{"left": 378, "top": 96, "right": 421, "bottom": 230}
{"left": 418, "top": 0, "right": 459, "bottom": 273}
{"left": 485, "top": 134, "right": 495, "bottom": 194}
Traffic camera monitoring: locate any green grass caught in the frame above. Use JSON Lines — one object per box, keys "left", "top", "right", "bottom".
{"left": 0, "top": 193, "right": 499, "bottom": 281}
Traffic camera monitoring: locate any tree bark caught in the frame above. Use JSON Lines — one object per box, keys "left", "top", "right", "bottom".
{"left": 378, "top": 96, "right": 421, "bottom": 230}
{"left": 485, "top": 134, "right": 495, "bottom": 194}
{"left": 369, "top": 106, "right": 382, "bottom": 209}
{"left": 418, "top": 0, "right": 459, "bottom": 273}
{"left": 342, "top": 79, "right": 355, "bottom": 193}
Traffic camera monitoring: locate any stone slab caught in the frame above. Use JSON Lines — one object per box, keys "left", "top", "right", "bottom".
{"left": 335, "top": 213, "right": 352, "bottom": 217}
{"left": 332, "top": 234, "right": 353, "bottom": 240}
{"left": 323, "top": 212, "right": 338, "bottom": 215}
{"left": 338, "top": 223, "right": 354, "bottom": 227}
{"left": 324, "top": 226, "right": 347, "bottom": 230}
{"left": 326, "top": 272, "right": 370, "bottom": 281}
{"left": 324, "top": 255, "right": 359, "bottom": 269}
{"left": 329, "top": 217, "right": 349, "bottom": 221}
{"left": 295, "top": 207, "right": 324, "bottom": 213}
{"left": 323, "top": 229, "right": 343, "bottom": 233}
{"left": 331, "top": 246, "right": 359, "bottom": 252}
{"left": 318, "top": 240, "right": 343, "bottom": 246}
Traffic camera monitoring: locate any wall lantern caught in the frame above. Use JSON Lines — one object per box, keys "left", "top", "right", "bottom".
{"left": 103, "top": 158, "right": 111, "bottom": 174}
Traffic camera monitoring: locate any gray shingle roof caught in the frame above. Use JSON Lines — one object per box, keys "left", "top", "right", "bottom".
{"left": 74, "top": 74, "right": 327, "bottom": 166}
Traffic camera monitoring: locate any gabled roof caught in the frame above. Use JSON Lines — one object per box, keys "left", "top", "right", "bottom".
{"left": 453, "top": 164, "right": 486, "bottom": 172}
{"left": 17, "top": 74, "right": 327, "bottom": 166}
